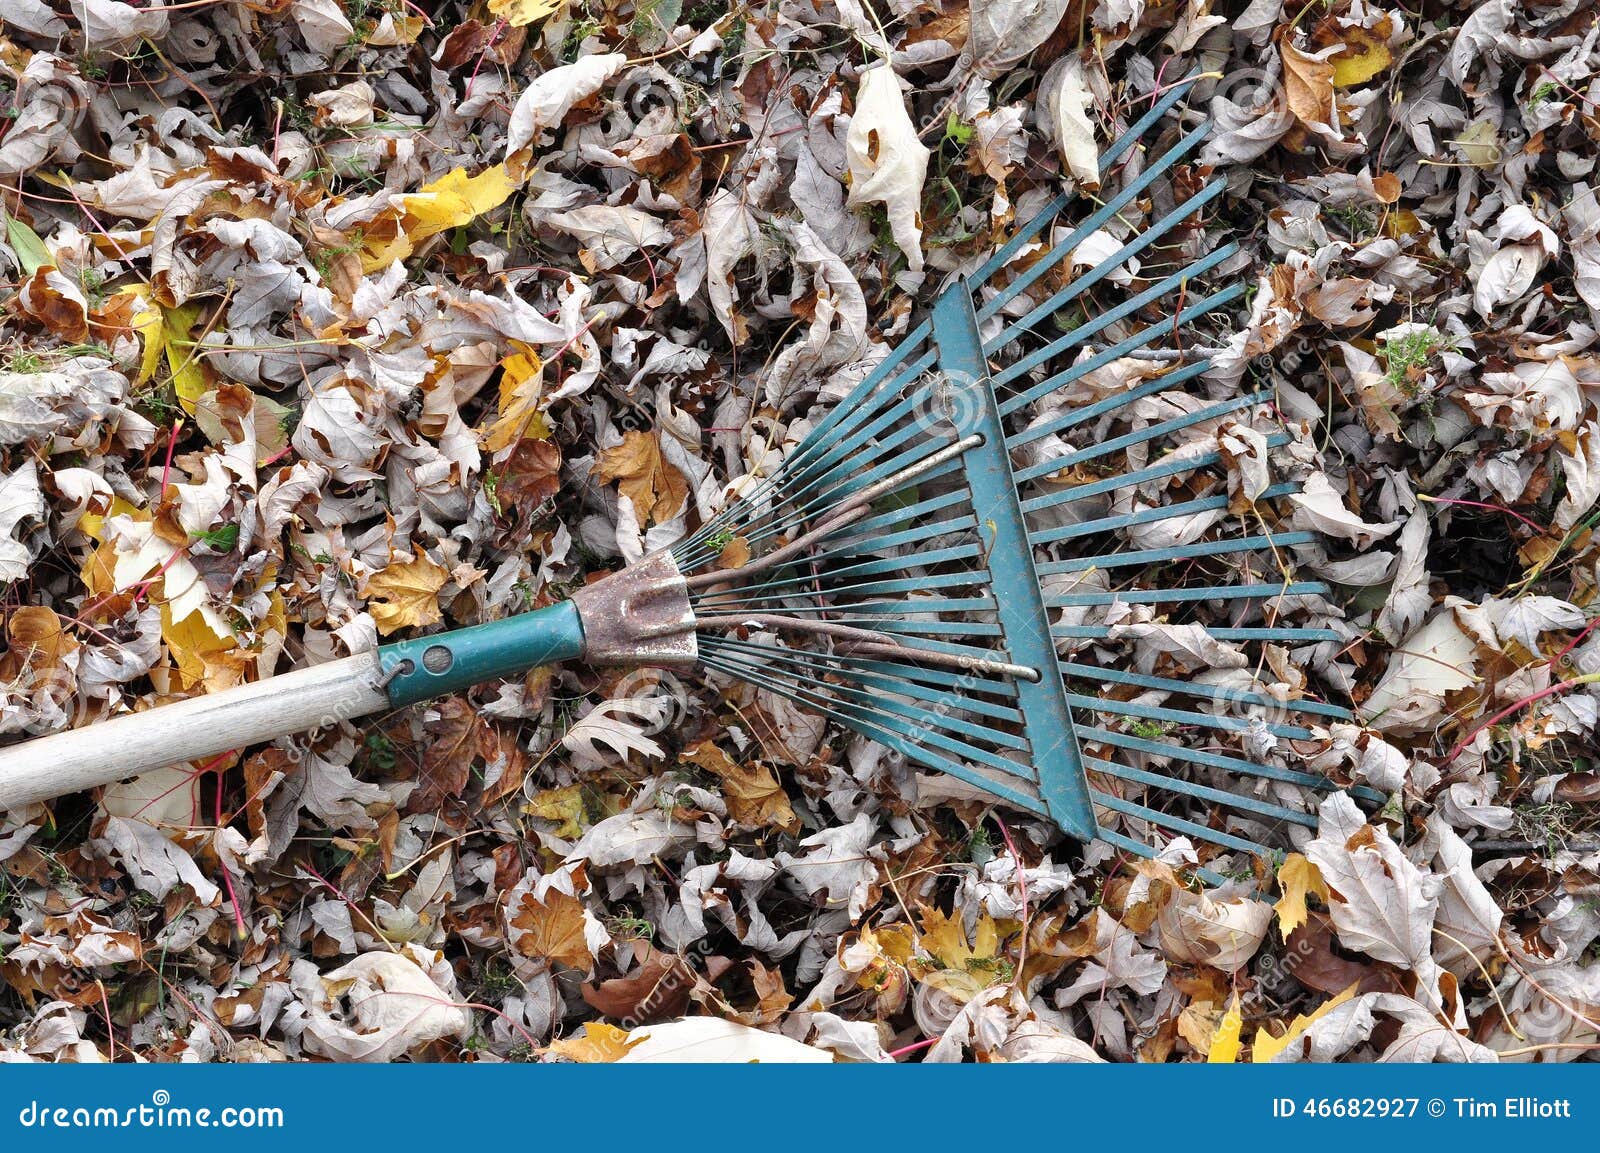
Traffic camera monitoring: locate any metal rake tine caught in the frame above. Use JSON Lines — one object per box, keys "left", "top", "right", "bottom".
{"left": 992, "top": 244, "right": 1242, "bottom": 394}
{"left": 1028, "top": 481, "right": 1304, "bottom": 547}
{"left": 969, "top": 71, "right": 1207, "bottom": 288}
{"left": 1037, "top": 533, "right": 1322, "bottom": 576}
{"left": 978, "top": 131, "right": 1221, "bottom": 325}
{"left": 1013, "top": 391, "right": 1270, "bottom": 485}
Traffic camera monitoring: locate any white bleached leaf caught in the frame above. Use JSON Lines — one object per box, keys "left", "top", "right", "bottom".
{"left": 290, "top": 0, "right": 354, "bottom": 54}
{"left": 570, "top": 804, "right": 695, "bottom": 868}
{"left": 300, "top": 948, "right": 471, "bottom": 1062}
{"left": 1425, "top": 815, "right": 1503, "bottom": 977}
{"left": 969, "top": 0, "right": 1071, "bottom": 76}
{"left": 776, "top": 812, "right": 879, "bottom": 920}
{"left": 562, "top": 697, "right": 666, "bottom": 767}
{"left": 845, "top": 65, "right": 930, "bottom": 273}
{"left": 1306, "top": 794, "right": 1443, "bottom": 995}
{"left": 1375, "top": 511, "right": 1430, "bottom": 643}
{"left": 701, "top": 187, "right": 759, "bottom": 341}
{"left": 1473, "top": 244, "right": 1543, "bottom": 317}
{"left": 1364, "top": 602, "right": 1479, "bottom": 735}
{"left": 505, "top": 54, "right": 628, "bottom": 176}
{"left": 1038, "top": 56, "right": 1100, "bottom": 187}
{"left": 1156, "top": 890, "right": 1273, "bottom": 973}
{"left": 97, "top": 816, "right": 219, "bottom": 905}
{"left": 617, "top": 1018, "right": 833, "bottom": 1063}
{"left": 1288, "top": 472, "right": 1400, "bottom": 549}
{"left": 1491, "top": 596, "right": 1585, "bottom": 656}
{"left": 547, "top": 205, "right": 672, "bottom": 271}
{"left": 0, "top": 461, "right": 43, "bottom": 584}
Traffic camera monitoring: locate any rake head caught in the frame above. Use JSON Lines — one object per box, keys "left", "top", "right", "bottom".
{"left": 667, "top": 77, "right": 1364, "bottom": 868}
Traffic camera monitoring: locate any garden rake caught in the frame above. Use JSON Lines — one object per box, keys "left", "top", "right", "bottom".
{"left": 0, "top": 76, "right": 1365, "bottom": 867}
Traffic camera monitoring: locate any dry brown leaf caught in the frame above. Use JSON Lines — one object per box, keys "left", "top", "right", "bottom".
{"left": 595, "top": 430, "right": 689, "bottom": 529}
{"left": 1281, "top": 42, "right": 1335, "bottom": 129}
{"left": 581, "top": 943, "right": 698, "bottom": 1021}
{"left": 718, "top": 536, "right": 751, "bottom": 570}
{"left": 509, "top": 887, "right": 593, "bottom": 971}
{"left": 408, "top": 696, "right": 481, "bottom": 813}
{"left": 682, "top": 740, "right": 798, "bottom": 832}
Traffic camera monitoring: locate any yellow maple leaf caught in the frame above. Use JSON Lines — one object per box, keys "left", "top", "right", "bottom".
{"left": 161, "top": 602, "right": 246, "bottom": 692}
{"left": 912, "top": 907, "right": 1010, "bottom": 1003}
{"left": 123, "top": 289, "right": 210, "bottom": 415}
{"left": 487, "top": 0, "right": 562, "bottom": 27}
{"left": 361, "top": 165, "right": 517, "bottom": 271}
{"left": 1208, "top": 995, "right": 1244, "bottom": 1063}
{"left": 595, "top": 430, "right": 689, "bottom": 529}
{"left": 1252, "top": 983, "right": 1359, "bottom": 1063}
{"left": 1329, "top": 21, "right": 1393, "bottom": 88}
{"left": 366, "top": 554, "right": 450, "bottom": 635}
{"left": 482, "top": 345, "right": 552, "bottom": 452}
{"left": 401, "top": 165, "right": 516, "bottom": 239}
{"left": 546, "top": 1022, "right": 639, "bottom": 1063}
{"left": 1273, "top": 852, "right": 1330, "bottom": 936}
{"left": 523, "top": 783, "right": 587, "bottom": 839}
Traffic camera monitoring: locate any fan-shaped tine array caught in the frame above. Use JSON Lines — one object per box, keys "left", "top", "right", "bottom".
{"left": 674, "top": 75, "right": 1368, "bottom": 867}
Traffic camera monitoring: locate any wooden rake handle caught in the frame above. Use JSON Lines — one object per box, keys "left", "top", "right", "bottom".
{"left": 0, "top": 654, "right": 390, "bottom": 812}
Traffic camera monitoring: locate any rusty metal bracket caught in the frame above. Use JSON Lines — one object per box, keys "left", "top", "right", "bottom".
{"left": 570, "top": 549, "right": 698, "bottom": 665}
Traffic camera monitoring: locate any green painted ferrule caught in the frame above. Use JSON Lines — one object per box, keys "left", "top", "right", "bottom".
{"left": 376, "top": 600, "right": 585, "bottom": 707}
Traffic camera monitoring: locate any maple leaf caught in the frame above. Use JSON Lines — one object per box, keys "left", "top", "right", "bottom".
{"left": 366, "top": 554, "right": 450, "bottom": 635}
{"left": 487, "top": 0, "right": 562, "bottom": 27}
{"left": 595, "top": 430, "right": 689, "bottom": 529}
{"left": 510, "top": 887, "right": 593, "bottom": 971}
{"left": 482, "top": 346, "right": 552, "bottom": 452}
{"left": 362, "top": 165, "right": 516, "bottom": 270}
{"left": 1273, "top": 852, "right": 1331, "bottom": 937}
{"left": 161, "top": 601, "right": 248, "bottom": 692}
{"left": 125, "top": 290, "right": 209, "bottom": 416}
{"left": 682, "top": 740, "right": 798, "bottom": 833}
{"left": 1252, "top": 983, "right": 1359, "bottom": 1063}
{"left": 401, "top": 165, "right": 515, "bottom": 240}
{"left": 409, "top": 696, "right": 482, "bottom": 813}
{"left": 1207, "top": 995, "right": 1245, "bottom": 1064}
{"left": 546, "top": 1022, "right": 638, "bottom": 1063}
{"left": 911, "top": 907, "right": 1012, "bottom": 1003}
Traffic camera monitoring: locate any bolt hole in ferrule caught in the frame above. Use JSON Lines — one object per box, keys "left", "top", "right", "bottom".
{"left": 376, "top": 600, "right": 587, "bottom": 707}
{"left": 373, "top": 551, "right": 698, "bottom": 709}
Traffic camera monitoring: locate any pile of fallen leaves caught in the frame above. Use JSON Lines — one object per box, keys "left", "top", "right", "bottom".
{"left": 1, "top": 0, "right": 1599, "bottom": 1063}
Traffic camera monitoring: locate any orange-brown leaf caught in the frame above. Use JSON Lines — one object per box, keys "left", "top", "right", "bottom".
{"left": 510, "top": 888, "right": 593, "bottom": 971}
